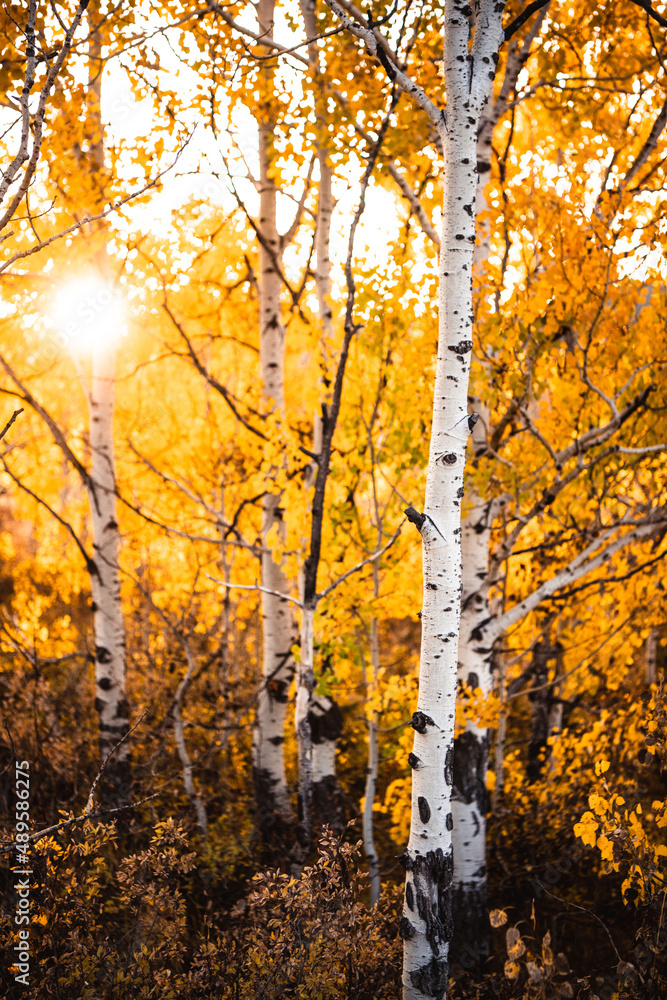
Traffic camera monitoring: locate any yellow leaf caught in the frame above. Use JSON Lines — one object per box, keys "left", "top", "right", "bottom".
{"left": 506, "top": 927, "right": 526, "bottom": 960}
{"left": 504, "top": 960, "right": 521, "bottom": 981}
{"left": 490, "top": 908, "right": 507, "bottom": 928}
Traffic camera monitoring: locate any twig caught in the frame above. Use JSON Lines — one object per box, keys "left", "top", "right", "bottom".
{"left": 535, "top": 880, "right": 622, "bottom": 964}
{"left": 85, "top": 712, "right": 148, "bottom": 815}
{"left": 205, "top": 576, "right": 303, "bottom": 607}
{"left": 2, "top": 790, "right": 162, "bottom": 856}
{"left": 317, "top": 522, "right": 404, "bottom": 600}
{"left": 0, "top": 407, "right": 22, "bottom": 442}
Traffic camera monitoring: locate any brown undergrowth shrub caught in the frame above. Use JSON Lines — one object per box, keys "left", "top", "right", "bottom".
{"left": 2, "top": 820, "right": 402, "bottom": 999}
{"left": 187, "top": 829, "right": 402, "bottom": 999}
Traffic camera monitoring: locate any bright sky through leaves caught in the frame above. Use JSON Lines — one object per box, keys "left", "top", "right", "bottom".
{"left": 51, "top": 276, "right": 126, "bottom": 354}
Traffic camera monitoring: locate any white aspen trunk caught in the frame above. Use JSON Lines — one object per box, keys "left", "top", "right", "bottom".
{"left": 87, "top": 338, "right": 130, "bottom": 808}
{"left": 451, "top": 10, "right": 550, "bottom": 960}
{"left": 449, "top": 68, "right": 497, "bottom": 960}
{"left": 451, "top": 475, "right": 493, "bottom": 969}
{"left": 310, "top": 691, "right": 344, "bottom": 831}
{"left": 364, "top": 615, "right": 381, "bottom": 906}
{"left": 217, "top": 488, "right": 234, "bottom": 721}
{"left": 289, "top": 0, "right": 344, "bottom": 847}
{"left": 84, "top": 7, "right": 130, "bottom": 808}
{"left": 306, "top": 144, "right": 345, "bottom": 835}
{"left": 400, "top": 4, "right": 504, "bottom": 996}
{"left": 294, "top": 602, "right": 344, "bottom": 852}
{"left": 314, "top": 152, "right": 335, "bottom": 347}
{"left": 401, "top": 120, "right": 480, "bottom": 1000}
{"left": 251, "top": 0, "right": 296, "bottom": 837}
{"left": 294, "top": 603, "right": 315, "bottom": 849}
{"left": 173, "top": 640, "right": 208, "bottom": 839}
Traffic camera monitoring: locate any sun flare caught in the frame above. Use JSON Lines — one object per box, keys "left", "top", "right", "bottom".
{"left": 51, "top": 276, "right": 126, "bottom": 353}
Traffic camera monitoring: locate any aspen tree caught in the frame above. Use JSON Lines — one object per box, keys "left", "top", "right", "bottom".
{"left": 83, "top": 2, "right": 131, "bottom": 809}
{"left": 321, "top": 0, "right": 506, "bottom": 993}
{"left": 251, "top": 0, "right": 298, "bottom": 837}
{"left": 297, "top": 0, "right": 346, "bottom": 842}
{"left": 364, "top": 2, "right": 667, "bottom": 967}
{"left": 451, "top": 9, "right": 549, "bottom": 962}
{"left": 0, "top": 1, "right": 98, "bottom": 266}
{"left": 0, "top": 3, "right": 132, "bottom": 807}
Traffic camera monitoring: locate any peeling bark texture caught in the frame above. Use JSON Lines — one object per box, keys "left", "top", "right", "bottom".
{"left": 400, "top": 3, "right": 505, "bottom": 996}
{"left": 88, "top": 339, "right": 130, "bottom": 809}
{"left": 251, "top": 0, "right": 296, "bottom": 841}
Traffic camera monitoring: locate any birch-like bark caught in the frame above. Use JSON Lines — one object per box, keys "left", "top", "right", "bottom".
{"left": 251, "top": 0, "right": 296, "bottom": 838}
{"left": 294, "top": 602, "right": 315, "bottom": 848}
{"left": 294, "top": 0, "right": 345, "bottom": 852}
{"left": 399, "top": 5, "right": 505, "bottom": 995}
{"left": 451, "top": 7, "right": 552, "bottom": 962}
{"left": 364, "top": 614, "right": 381, "bottom": 906}
{"left": 305, "top": 146, "right": 345, "bottom": 832}
{"left": 0, "top": 342, "right": 130, "bottom": 809}
{"left": 451, "top": 471, "right": 494, "bottom": 968}
{"left": 87, "top": 338, "right": 130, "bottom": 808}
{"left": 85, "top": 5, "right": 130, "bottom": 809}
{"left": 309, "top": 690, "right": 344, "bottom": 830}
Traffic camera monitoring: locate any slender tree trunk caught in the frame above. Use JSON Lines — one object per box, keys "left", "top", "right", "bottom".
{"left": 310, "top": 692, "right": 345, "bottom": 830}
{"left": 294, "top": 603, "right": 315, "bottom": 850}
{"left": 401, "top": 112, "right": 482, "bottom": 1000}
{"left": 298, "top": 0, "right": 345, "bottom": 839}
{"left": 449, "top": 80, "right": 498, "bottom": 969}
{"left": 251, "top": 0, "right": 296, "bottom": 840}
{"left": 400, "top": 5, "right": 504, "bottom": 997}
{"left": 306, "top": 137, "right": 345, "bottom": 834}
{"left": 295, "top": 606, "right": 344, "bottom": 851}
{"left": 450, "top": 9, "right": 550, "bottom": 963}
{"left": 87, "top": 339, "right": 130, "bottom": 808}
{"left": 363, "top": 615, "right": 382, "bottom": 906}
{"left": 84, "top": 5, "right": 130, "bottom": 808}
{"left": 173, "top": 638, "right": 208, "bottom": 839}
{"left": 451, "top": 483, "right": 493, "bottom": 970}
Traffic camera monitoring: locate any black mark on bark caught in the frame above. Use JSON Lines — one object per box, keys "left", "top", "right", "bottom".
{"left": 412, "top": 712, "right": 435, "bottom": 734}
{"left": 418, "top": 796, "right": 431, "bottom": 823}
